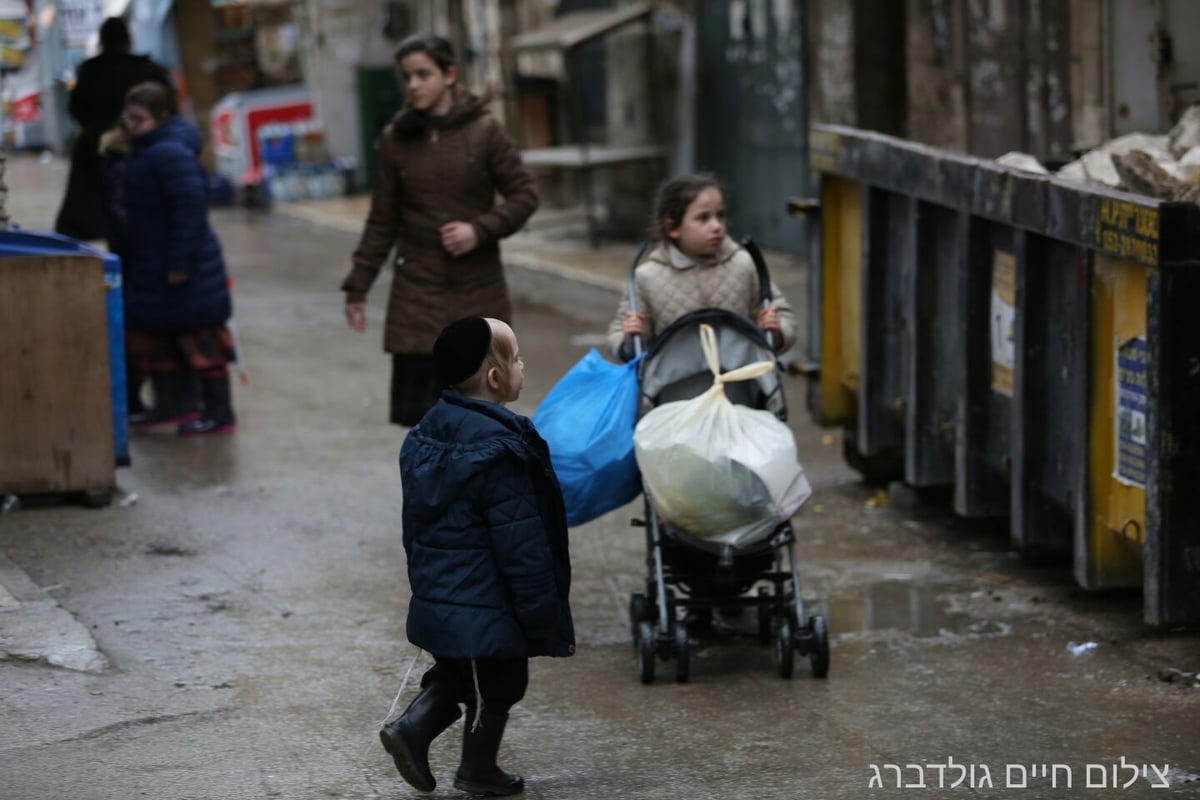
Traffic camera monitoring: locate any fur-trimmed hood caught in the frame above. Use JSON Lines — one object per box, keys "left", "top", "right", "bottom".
{"left": 99, "top": 125, "right": 131, "bottom": 156}
{"left": 391, "top": 89, "right": 490, "bottom": 140}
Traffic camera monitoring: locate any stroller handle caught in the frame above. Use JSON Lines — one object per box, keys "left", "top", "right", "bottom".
{"left": 627, "top": 240, "right": 650, "bottom": 358}
{"left": 628, "top": 237, "right": 777, "bottom": 355}
{"left": 739, "top": 236, "right": 776, "bottom": 351}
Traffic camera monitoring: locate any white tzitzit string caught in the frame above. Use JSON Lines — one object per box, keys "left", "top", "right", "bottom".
{"left": 470, "top": 658, "right": 485, "bottom": 732}
{"left": 359, "top": 648, "right": 425, "bottom": 762}
{"left": 381, "top": 648, "right": 425, "bottom": 726}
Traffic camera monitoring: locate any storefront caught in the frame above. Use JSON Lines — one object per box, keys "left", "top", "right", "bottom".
{"left": 0, "top": 0, "right": 34, "bottom": 149}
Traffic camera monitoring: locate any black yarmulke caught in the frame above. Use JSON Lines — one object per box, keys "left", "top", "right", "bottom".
{"left": 433, "top": 317, "right": 493, "bottom": 387}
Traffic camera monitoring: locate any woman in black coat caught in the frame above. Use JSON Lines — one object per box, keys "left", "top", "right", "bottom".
{"left": 383, "top": 317, "right": 574, "bottom": 797}
{"left": 54, "top": 17, "right": 170, "bottom": 241}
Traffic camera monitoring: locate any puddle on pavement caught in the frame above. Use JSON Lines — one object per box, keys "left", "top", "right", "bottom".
{"left": 824, "top": 578, "right": 1003, "bottom": 638}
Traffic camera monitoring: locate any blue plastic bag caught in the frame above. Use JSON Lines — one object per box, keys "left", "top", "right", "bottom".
{"left": 533, "top": 349, "right": 642, "bottom": 526}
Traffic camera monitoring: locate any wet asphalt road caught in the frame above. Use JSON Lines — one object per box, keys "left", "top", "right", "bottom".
{"left": 1, "top": 198, "right": 1199, "bottom": 799}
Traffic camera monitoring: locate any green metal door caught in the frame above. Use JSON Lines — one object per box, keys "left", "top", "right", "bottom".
{"left": 697, "top": 0, "right": 808, "bottom": 253}
{"left": 357, "top": 66, "right": 404, "bottom": 191}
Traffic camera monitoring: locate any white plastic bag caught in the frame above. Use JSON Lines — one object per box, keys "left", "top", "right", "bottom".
{"left": 633, "top": 324, "right": 812, "bottom": 546}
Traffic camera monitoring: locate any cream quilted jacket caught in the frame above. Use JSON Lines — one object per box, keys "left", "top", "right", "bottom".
{"left": 606, "top": 236, "right": 796, "bottom": 359}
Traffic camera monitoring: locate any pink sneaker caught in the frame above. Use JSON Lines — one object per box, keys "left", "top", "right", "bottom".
{"left": 177, "top": 417, "right": 237, "bottom": 436}
{"left": 129, "top": 410, "right": 201, "bottom": 431}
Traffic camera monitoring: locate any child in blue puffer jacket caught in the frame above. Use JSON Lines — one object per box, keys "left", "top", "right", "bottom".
{"left": 383, "top": 316, "right": 575, "bottom": 797}
{"left": 121, "top": 81, "right": 236, "bottom": 435}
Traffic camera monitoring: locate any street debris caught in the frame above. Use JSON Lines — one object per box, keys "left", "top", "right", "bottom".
{"left": 864, "top": 490, "right": 888, "bottom": 510}
{"left": 1067, "top": 641, "right": 1099, "bottom": 656}
{"left": 1, "top": 495, "right": 19, "bottom": 513}
{"left": 1158, "top": 667, "right": 1200, "bottom": 688}
{"left": 144, "top": 542, "right": 198, "bottom": 557}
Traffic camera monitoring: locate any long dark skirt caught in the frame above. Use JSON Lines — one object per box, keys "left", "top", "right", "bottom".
{"left": 391, "top": 353, "right": 441, "bottom": 427}
{"left": 127, "top": 326, "right": 237, "bottom": 376}
{"left": 54, "top": 130, "right": 108, "bottom": 241}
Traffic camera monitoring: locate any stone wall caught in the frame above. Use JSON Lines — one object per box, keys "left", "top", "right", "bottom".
{"left": 299, "top": 0, "right": 411, "bottom": 178}
{"left": 905, "top": 0, "right": 967, "bottom": 152}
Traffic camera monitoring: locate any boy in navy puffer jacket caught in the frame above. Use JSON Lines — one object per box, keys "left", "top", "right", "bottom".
{"left": 383, "top": 316, "right": 575, "bottom": 796}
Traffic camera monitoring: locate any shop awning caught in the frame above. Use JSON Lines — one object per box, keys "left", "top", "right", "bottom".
{"left": 510, "top": 2, "right": 653, "bottom": 53}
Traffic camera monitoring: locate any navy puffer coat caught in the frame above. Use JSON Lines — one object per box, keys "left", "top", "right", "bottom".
{"left": 122, "top": 115, "right": 231, "bottom": 332}
{"left": 399, "top": 393, "right": 575, "bottom": 660}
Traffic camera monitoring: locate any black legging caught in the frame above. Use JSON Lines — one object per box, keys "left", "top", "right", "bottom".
{"left": 420, "top": 657, "right": 529, "bottom": 716}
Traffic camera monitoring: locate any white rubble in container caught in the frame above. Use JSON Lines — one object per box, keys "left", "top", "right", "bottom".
{"left": 1159, "top": 160, "right": 1193, "bottom": 184}
{"left": 1055, "top": 133, "right": 1173, "bottom": 188}
{"left": 1051, "top": 105, "right": 1200, "bottom": 202}
{"left": 1174, "top": 146, "right": 1200, "bottom": 182}
{"left": 1167, "top": 105, "right": 1200, "bottom": 157}
{"left": 996, "top": 151, "right": 1049, "bottom": 174}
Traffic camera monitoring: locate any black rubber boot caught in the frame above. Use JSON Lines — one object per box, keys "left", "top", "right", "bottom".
{"left": 453, "top": 711, "right": 524, "bottom": 796}
{"left": 178, "top": 372, "right": 237, "bottom": 435}
{"left": 379, "top": 684, "right": 463, "bottom": 792}
{"left": 128, "top": 371, "right": 199, "bottom": 429}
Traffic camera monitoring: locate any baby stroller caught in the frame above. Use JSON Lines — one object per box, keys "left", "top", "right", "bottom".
{"left": 626, "top": 237, "right": 830, "bottom": 683}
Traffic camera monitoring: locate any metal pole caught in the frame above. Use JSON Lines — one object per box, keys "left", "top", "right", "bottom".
{"left": 650, "top": 509, "right": 670, "bottom": 635}
{"left": 787, "top": 537, "right": 805, "bottom": 624}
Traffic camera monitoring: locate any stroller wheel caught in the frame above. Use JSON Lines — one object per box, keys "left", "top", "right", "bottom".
{"left": 629, "top": 592, "right": 649, "bottom": 651}
{"left": 637, "top": 621, "right": 656, "bottom": 685}
{"left": 674, "top": 623, "right": 690, "bottom": 683}
{"left": 775, "top": 620, "right": 795, "bottom": 679}
{"left": 809, "top": 615, "right": 830, "bottom": 678}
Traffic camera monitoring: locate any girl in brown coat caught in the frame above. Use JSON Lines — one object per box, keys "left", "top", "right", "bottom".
{"left": 342, "top": 33, "right": 539, "bottom": 426}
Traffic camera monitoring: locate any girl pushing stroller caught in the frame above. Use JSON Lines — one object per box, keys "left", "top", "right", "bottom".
{"left": 609, "top": 174, "right": 828, "bottom": 683}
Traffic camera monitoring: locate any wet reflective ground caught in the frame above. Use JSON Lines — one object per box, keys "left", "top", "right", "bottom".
{"left": 1, "top": 195, "right": 1198, "bottom": 798}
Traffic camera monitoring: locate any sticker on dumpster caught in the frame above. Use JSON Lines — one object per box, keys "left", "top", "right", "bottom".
{"left": 990, "top": 251, "right": 1016, "bottom": 396}
{"left": 1115, "top": 336, "right": 1148, "bottom": 488}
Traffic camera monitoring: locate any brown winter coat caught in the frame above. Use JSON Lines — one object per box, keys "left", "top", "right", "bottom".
{"left": 341, "top": 92, "right": 538, "bottom": 353}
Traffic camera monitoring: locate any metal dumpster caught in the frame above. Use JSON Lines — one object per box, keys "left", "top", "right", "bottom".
{"left": 801, "top": 124, "right": 1200, "bottom": 626}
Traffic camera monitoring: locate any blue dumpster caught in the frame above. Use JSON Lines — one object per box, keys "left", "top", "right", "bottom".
{"left": 0, "top": 231, "right": 129, "bottom": 467}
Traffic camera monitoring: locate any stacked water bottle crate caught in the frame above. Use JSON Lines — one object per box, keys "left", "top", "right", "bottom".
{"left": 257, "top": 120, "right": 351, "bottom": 203}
